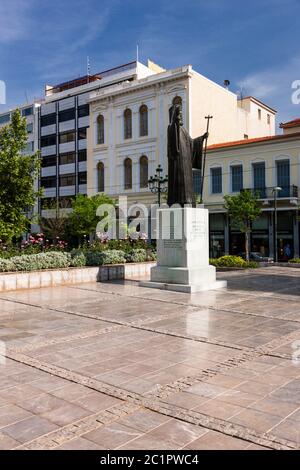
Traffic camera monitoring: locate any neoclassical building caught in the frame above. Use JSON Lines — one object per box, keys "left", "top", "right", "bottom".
{"left": 87, "top": 61, "right": 275, "bottom": 206}
{"left": 206, "top": 120, "right": 300, "bottom": 260}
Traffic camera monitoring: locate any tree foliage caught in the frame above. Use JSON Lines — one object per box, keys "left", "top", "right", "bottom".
{"left": 0, "top": 110, "right": 41, "bottom": 242}
{"left": 68, "top": 193, "right": 115, "bottom": 240}
{"left": 224, "top": 190, "right": 261, "bottom": 261}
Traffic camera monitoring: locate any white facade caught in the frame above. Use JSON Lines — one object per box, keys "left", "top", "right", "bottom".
{"left": 88, "top": 64, "right": 276, "bottom": 204}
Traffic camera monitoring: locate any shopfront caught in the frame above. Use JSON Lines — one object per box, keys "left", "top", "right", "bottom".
{"left": 251, "top": 213, "right": 270, "bottom": 256}
{"left": 209, "top": 213, "right": 225, "bottom": 258}
{"left": 277, "top": 211, "right": 294, "bottom": 261}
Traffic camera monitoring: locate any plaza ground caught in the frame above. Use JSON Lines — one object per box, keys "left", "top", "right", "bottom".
{"left": 0, "top": 267, "right": 299, "bottom": 450}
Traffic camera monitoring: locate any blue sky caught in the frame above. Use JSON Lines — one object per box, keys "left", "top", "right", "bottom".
{"left": 0, "top": 0, "right": 299, "bottom": 127}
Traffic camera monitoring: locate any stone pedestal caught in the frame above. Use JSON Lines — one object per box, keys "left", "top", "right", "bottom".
{"left": 141, "top": 207, "right": 227, "bottom": 293}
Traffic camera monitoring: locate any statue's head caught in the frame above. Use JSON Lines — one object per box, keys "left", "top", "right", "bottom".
{"left": 169, "top": 104, "right": 183, "bottom": 126}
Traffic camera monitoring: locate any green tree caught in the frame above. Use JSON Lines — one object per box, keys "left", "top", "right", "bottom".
{"left": 224, "top": 190, "right": 261, "bottom": 262}
{"left": 68, "top": 193, "right": 115, "bottom": 241}
{"left": 0, "top": 110, "right": 41, "bottom": 242}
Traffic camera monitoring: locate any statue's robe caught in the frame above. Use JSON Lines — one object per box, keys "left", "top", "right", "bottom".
{"left": 167, "top": 121, "right": 205, "bottom": 207}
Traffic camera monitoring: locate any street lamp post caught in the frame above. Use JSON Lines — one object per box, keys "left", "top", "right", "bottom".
{"left": 148, "top": 165, "right": 168, "bottom": 207}
{"left": 272, "top": 186, "right": 282, "bottom": 263}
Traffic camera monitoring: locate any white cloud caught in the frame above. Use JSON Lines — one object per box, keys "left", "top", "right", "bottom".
{"left": 238, "top": 56, "right": 300, "bottom": 124}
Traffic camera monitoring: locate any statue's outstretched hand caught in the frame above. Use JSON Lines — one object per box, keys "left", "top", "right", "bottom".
{"left": 203, "top": 131, "right": 209, "bottom": 140}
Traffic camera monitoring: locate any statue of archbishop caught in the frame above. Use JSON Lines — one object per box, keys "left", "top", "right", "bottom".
{"left": 167, "top": 104, "right": 208, "bottom": 207}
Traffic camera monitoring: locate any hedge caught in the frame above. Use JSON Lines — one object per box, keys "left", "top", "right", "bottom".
{"left": 288, "top": 258, "right": 300, "bottom": 264}
{"left": 0, "top": 249, "right": 155, "bottom": 272}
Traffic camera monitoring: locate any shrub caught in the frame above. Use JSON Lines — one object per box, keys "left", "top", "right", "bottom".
{"left": 100, "top": 250, "right": 126, "bottom": 265}
{"left": 10, "top": 252, "right": 71, "bottom": 271}
{"left": 0, "top": 258, "right": 16, "bottom": 272}
{"left": 70, "top": 251, "right": 86, "bottom": 267}
{"left": 125, "top": 249, "right": 148, "bottom": 263}
{"left": 210, "top": 255, "right": 258, "bottom": 269}
{"left": 289, "top": 258, "right": 300, "bottom": 264}
{"left": 85, "top": 251, "right": 105, "bottom": 266}
{"left": 85, "top": 249, "right": 126, "bottom": 266}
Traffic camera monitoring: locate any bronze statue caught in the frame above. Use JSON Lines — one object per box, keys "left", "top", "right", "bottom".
{"left": 167, "top": 105, "right": 208, "bottom": 207}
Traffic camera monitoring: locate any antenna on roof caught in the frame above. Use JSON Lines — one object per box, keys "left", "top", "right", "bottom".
{"left": 87, "top": 56, "right": 91, "bottom": 82}
{"left": 136, "top": 44, "right": 139, "bottom": 63}
{"left": 24, "top": 91, "right": 29, "bottom": 103}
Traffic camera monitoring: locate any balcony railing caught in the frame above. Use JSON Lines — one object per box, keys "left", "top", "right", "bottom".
{"left": 244, "top": 185, "right": 298, "bottom": 199}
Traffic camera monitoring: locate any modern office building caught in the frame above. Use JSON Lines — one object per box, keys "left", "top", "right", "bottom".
{"left": 206, "top": 121, "right": 300, "bottom": 260}
{"left": 39, "top": 61, "right": 157, "bottom": 217}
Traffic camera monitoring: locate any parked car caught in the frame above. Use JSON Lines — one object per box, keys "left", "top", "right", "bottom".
{"left": 239, "top": 252, "right": 274, "bottom": 263}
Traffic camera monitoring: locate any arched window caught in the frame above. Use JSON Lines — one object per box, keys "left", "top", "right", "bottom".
{"left": 139, "top": 105, "right": 148, "bottom": 137}
{"left": 97, "top": 162, "right": 105, "bottom": 192}
{"left": 139, "top": 156, "right": 148, "bottom": 188}
{"left": 97, "top": 115, "right": 104, "bottom": 144}
{"left": 172, "top": 96, "right": 182, "bottom": 107}
{"left": 124, "top": 158, "right": 132, "bottom": 189}
{"left": 124, "top": 109, "right": 132, "bottom": 139}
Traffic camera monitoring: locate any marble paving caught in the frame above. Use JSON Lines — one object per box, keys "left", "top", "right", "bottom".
{"left": 0, "top": 266, "right": 299, "bottom": 450}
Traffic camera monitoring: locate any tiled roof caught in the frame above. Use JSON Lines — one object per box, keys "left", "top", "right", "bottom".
{"left": 207, "top": 132, "right": 300, "bottom": 151}
{"left": 279, "top": 118, "right": 300, "bottom": 129}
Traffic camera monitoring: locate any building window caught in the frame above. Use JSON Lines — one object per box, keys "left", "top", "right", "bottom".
{"left": 193, "top": 169, "right": 201, "bottom": 196}
{"left": 25, "top": 141, "right": 34, "bottom": 152}
{"left": 0, "top": 113, "right": 10, "bottom": 125}
{"left": 211, "top": 167, "right": 222, "bottom": 194}
{"left": 59, "top": 196, "right": 73, "bottom": 208}
{"left": 41, "top": 176, "right": 56, "bottom": 188}
{"left": 41, "top": 113, "right": 56, "bottom": 127}
{"left": 59, "top": 152, "right": 75, "bottom": 165}
{"left": 42, "top": 155, "right": 56, "bottom": 168}
{"left": 59, "top": 132, "right": 75, "bottom": 144}
{"left": 41, "top": 197, "right": 56, "bottom": 210}
{"left": 139, "top": 155, "right": 148, "bottom": 188}
{"left": 78, "top": 128, "right": 87, "bottom": 140}
{"left": 78, "top": 104, "right": 89, "bottom": 118}
{"left": 258, "top": 109, "right": 261, "bottom": 120}
{"left": 97, "top": 162, "right": 105, "bottom": 192}
{"left": 253, "top": 162, "right": 266, "bottom": 198}
{"left": 41, "top": 134, "right": 56, "bottom": 147}
{"left": 78, "top": 172, "right": 87, "bottom": 185}
{"left": 26, "top": 123, "right": 33, "bottom": 134}
{"left": 139, "top": 105, "right": 148, "bottom": 137}
{"left": 244, "top": 134, "right": 248, "bottom": 139}
{"left": 267, "top": 114, "right": 271, "bottom": 125}
{"left": 22, "top": 106, "right": 33, "bottom": 117}
{"left": 59, "top": 174, "right": 76, "bottom": 187}
{"left": 276, "top": 160, "right": 290, "bottom": 197}
{"left": 124, "top": 158, "right": 132, "bottom": 189}
{"left": 231, "top": 165, "right": 243, "bottom": 192}
{"left": 173, "top": 96, "right": 182, "bottom": 107}
{"left": 124, "top": 109, "right": 132, "bottom": 139}
{"left": 78, "top": 149, "right": 87, "bottom": 162}
{"left": 58, "top": 109, "right": 75, "bottom": 122}
{"left": 97, "top": 115, "right": 104, "bottom": 144}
